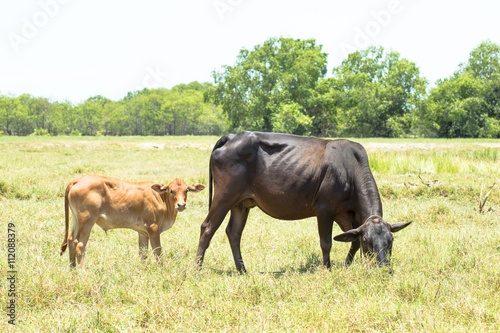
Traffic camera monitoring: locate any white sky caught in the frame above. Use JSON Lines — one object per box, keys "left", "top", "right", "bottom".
{"left": 1, "top": 0, "right": 499, "bottom": 104}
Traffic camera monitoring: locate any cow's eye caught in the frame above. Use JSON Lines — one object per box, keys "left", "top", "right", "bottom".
{"left": 170, "top": 189, "right": 175, "bottom": 195}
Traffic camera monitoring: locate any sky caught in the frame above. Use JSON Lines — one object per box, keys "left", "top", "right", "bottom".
{"left": 1, "top": 0, "right": 499, "bottom": 104}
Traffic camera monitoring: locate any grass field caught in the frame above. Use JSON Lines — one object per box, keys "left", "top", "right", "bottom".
{"left": 1, "top": 136, "right": 499, "bottom": 332}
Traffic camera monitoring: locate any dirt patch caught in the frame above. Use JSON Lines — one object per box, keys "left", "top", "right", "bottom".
{"left": 137, "top": 142, "right": 165, "bottom": 150}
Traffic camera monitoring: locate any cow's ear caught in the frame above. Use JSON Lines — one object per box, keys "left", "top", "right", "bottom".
{"left": 188, "top": 183, "right": 205, "bottom": 193}
{"left": 333, "top": 228, "right": 362, "bottom": 242}
{"left": 151, "top": 184, "right": 168, "bottom": 193}
{"left": 389, "top": 221, "right": 412, "bottom": 233}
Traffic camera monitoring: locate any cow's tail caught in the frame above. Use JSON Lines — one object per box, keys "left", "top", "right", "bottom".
{"left": 60, "top": 179, "right": 77, "bottom": 255}
{"left": 208, "top": 134, "right": 234, "bottom": 211}
{"left": 209, "top": 156, "right": 213, "bottom": 211}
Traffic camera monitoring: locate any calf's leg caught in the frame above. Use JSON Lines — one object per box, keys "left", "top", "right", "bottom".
{"left": 148, "top": 231, "right": 162, "bottom": 263}
{"left": 68, "top": 215, "right": 78, "bottom": 267}
{"left": 138, "top": 233, "right": 149, "bottom": 260}
{"left": 68, "top": 211, "right": 95, "bottom": 269}
{"left": 73, "top": 213, "right": 95, "bottom": 269}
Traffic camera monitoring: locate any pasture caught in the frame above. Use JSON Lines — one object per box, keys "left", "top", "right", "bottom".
{"left": 1, "top": 136, "right": 499, "bottom": 332}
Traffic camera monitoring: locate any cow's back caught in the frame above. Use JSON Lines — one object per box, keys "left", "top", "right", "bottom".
{"left": 210, "top": 132, "right": 362, "bottom": 220}
{"left": 67, "top": 175, "right": 111, "bottom": 213}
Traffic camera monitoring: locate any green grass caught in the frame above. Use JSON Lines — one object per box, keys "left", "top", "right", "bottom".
{"left": 1, "top": 136, "right": 499, "bottom": 332}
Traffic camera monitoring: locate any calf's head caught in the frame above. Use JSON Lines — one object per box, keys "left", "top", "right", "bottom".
{"left": 151, "top": 178, "right": 205, "bottom": 212}
{"left": 334, "top": 217, "right": 411, "bottom": 266}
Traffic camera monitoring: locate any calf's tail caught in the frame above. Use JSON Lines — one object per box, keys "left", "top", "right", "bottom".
{"left": 60, "top": 179, "right": 77, "bottom": 255}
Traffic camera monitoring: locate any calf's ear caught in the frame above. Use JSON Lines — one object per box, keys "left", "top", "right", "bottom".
{"left": 151, "top": 184, "right": 169, "bottom": 193}
{"left": 333, "top": 228, "right": 362, "bottom": 243}
{"left": 389, "top": 221, "right": 412, "bottom": 233}
{"left": 188, "top": 184, "right": 206, "bottom": 193}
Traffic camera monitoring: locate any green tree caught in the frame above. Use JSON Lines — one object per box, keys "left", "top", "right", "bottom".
{"left": 113, "top": 83, "right": 228, "bottom": 136}
{"left": 211, "top": 37, "right": 327, "bottom": 134}
{"left": 465, "top": 40, "right": 500, "bottom": 80}
{"left": 28, "top": 97, "right": 52, "bottom": 133}
{"left": 318, "top": 47, "right": 427, "bottom": 137}
{"left": 14, "top": 94, "right": 34, "bottom": 135}
{"left": 195, "top": 103, "right": 228, "bottom": 135}
{"left": 46, "top": 100, "right": 73, "bottom": 135}
{"left": 272, "top": 102, "right": 314, "bottom": 135}
{"left": 0, "top": 95, "right": 20, "bottom": 135}
{"left": 424, "top": 41, "right": 500, "bottom": 138}
{"left": 0, "top": 81, "right": 228, "bottom": 136}
{"left": 73, "top": 96, "right": 109, "bottom": 135}
{"left": 100, "top": 100, "right": 119, "bottom": 135}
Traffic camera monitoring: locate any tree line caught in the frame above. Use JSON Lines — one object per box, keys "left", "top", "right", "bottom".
{"left": 0, "top": 82, "right": 229, "bottom": 137}
{"left": 1, "top": 38, "right": 499, "bottom": 138}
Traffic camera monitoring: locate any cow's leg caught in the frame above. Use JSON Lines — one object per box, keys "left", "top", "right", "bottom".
{"left": 195, "top": 203, "right": 232, "bottom": 269}
{"left": 345, "top": 239, "right": 361, "bottom": 266}
{"left": 317, "top": 213, "right": 334, "bottom": 269}
{"left": 138, "top": 233, "right": 149, "bottom": 260}
{"left": 148, "top": 231, "right": 162, "bottom": 263}
{"left": 226, "top": 205, "right": 250, "bottom": 274}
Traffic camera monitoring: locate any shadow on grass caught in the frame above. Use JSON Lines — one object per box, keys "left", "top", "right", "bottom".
{"left": 208, "top": 252, "right": 346, "bottom": 277}
{"left": 206, "top": 252, "right": 393, "bottom": 277}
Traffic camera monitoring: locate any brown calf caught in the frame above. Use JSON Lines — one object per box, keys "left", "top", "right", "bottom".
{"left": 60, "top": 175, "right": 205, "bottom": 268}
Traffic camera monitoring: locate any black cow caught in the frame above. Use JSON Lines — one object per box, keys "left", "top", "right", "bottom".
{"left": 195, "top": 132, "right": 411, "bottom": 272}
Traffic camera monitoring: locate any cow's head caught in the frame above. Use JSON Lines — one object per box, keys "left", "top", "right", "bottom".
{"left": 333, "top": 216, "right": 411, "bottom": 266}
{"left": 152, "top": 178, "right": 205, "bottom": 212}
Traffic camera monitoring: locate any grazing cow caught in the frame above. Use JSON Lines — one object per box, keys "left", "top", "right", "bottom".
{"left": 196, "top": 132, "right": 411, "bottom": 273}
{"left": 60, "top": 175, "right": 205, "bottom": 268}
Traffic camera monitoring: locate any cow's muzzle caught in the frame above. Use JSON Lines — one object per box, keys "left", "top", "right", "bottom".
{"left": 176, "top": 202, "right": 186, "bottom": 211}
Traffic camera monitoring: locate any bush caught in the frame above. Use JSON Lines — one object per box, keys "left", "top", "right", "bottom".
{"left": 31, "top": 128, "right": 50, "bottom": 136}
{"left": 479, "top": 117, "right": 500, "bottom": 138}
